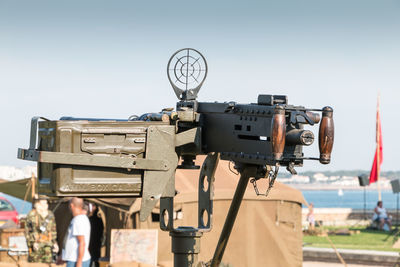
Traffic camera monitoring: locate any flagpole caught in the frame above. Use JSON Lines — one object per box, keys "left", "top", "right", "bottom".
{"left": 377, "top": 94, "right": 381, "bottom": 201}
{"left": 377, "top": 131, "right": 381, "bottom": 201}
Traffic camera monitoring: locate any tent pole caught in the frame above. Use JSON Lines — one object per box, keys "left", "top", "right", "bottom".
{"left": 210, "top": 165, "right": 256, "bottom": 267}
{"left": 31, "top": 172, "right": 36, "bottom": 199}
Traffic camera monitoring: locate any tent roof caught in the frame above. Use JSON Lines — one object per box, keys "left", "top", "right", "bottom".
{"left": 131, "top": 156, "right": 306, "bottom": 212}
{"left": 0, "top": 178, "right": 32, "bottom": 202}
{"left": 175, "top": 155, "right": 306, "bottom": 203}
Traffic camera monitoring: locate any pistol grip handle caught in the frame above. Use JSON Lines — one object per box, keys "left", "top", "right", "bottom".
{"left": 319, "top": 106, "right": 334, "bottom": 164}
{"left": 271, "top": 106, "right": 286, "bottom": 161}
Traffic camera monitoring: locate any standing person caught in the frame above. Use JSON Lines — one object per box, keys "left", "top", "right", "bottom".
{"left": 25, "top": 195, "right": 58, "bottom": 263}
{"left": 306, "top": 202, "right": 315, "bottom": 229}
{"left": 88, "top": 203, "right": 104, "bottom": 267}
{"left": 62, "top": 197, "right": 91, "bottom": 267}
{"left": 373, "top": 200, "right": 392, "bottom": 231}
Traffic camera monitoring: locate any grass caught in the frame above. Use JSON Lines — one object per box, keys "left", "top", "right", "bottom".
{"left": 303, "top": 226, "right": 400, "bottom": 252}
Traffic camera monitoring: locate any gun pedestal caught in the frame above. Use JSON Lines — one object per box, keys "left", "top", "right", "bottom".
{"left": 210, "top": 165, "right": 257, "bottom": 267}
{"left": 170, "top": 227, "right": 203, "bottom": 267}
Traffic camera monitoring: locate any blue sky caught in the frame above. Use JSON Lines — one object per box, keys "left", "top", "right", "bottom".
{"left": 1, "top": 0, "right": 399, "bottom": 172}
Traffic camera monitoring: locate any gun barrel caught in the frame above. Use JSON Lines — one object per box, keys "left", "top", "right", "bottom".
{"left": 286, "top": 129, "right": 314, "bottom": 146}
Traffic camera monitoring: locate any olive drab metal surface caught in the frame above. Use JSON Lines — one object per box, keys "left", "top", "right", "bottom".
{"left": 24, "top": 119, "right": 176, "bottom": 198}
{"left": 17, "top": 48, "right": 335, "bottom": 267}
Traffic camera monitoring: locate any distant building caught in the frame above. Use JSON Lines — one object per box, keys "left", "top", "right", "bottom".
{"left": 291, "top": 175, "right": 310, "bottom": 183}
{"left": 328, "top": 175, "right": 340, "bottom": 181}
{"left": 0, "top": 166, "right": 37, "bottom": 181}
{"left": 278, "top": 175, "right": 310, "bottom": 184}
{"left": 331, "top": 178, "right": 358, "bottom": 186}
{"left": 313, "top": 173, "right": 328, "bottom": 182}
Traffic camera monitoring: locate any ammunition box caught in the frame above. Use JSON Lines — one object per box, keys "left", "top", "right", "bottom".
{"left": 37, "top": 120, "right": 169, "bottom": 197}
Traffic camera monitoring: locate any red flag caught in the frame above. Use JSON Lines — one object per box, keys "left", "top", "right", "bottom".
{"left": 369, "top": 98, "right": 383, "bottom": 184}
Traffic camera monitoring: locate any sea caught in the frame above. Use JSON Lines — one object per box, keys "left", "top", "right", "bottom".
{"left": 301, "top": 189, "right": 399, "bottom": 210}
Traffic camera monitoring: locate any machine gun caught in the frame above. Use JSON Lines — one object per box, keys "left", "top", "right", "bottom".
{"left": 17, "top": 48, "right": 334, "bottom": 267}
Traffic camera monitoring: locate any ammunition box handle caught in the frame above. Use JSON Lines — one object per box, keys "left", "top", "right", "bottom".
{"left": 29, "top": 116, "right": 50, "bottom": 150}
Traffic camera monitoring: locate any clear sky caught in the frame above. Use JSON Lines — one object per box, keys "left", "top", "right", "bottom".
{"left": 0, "top": 0, "right": 399, "bottom": 172}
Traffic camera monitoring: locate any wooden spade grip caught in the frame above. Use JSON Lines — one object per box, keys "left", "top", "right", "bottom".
{"left": 271, "top": 105, "right": 286, "bottom": 161}
{"left": 319, "top": 106, "right": 334, "bottom": 164}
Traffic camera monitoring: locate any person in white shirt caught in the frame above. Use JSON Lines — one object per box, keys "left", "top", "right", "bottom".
{"left": 373, "top": 201, "right": 392, "bottom": 231}
{"left": 61, "top": 197, "right": 91, "bottom": 267}
{"left": 306, "top": 202, "right": 315, "bottom": 229}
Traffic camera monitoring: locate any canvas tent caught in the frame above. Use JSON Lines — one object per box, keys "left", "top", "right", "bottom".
{"left": 0, "top": 156, "right": 306, "bottom": 267}
{"left": 129, "top": 156, "right": 307, "bottom": 267}
{"left": 0, "top": 178, "right": 33, "bottom": 202}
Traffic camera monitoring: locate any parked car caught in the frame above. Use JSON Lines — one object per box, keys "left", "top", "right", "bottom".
{"left": 0, "top": 196, "right": 19, "bottom": 225}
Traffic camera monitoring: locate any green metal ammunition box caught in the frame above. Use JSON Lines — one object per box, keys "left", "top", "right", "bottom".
{"left": 36, "top": 120, "right": 170, "bottom": 197}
